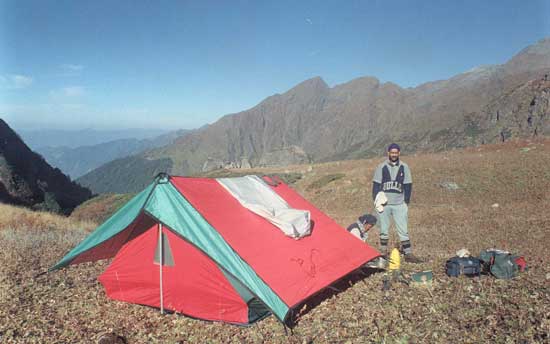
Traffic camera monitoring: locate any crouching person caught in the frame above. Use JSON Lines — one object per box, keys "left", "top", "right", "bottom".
{"left": 347, "top": 214, "right": 377, "bottom": 242}
{"left": 347, "top": 214, "right": 387, "bottom": 269}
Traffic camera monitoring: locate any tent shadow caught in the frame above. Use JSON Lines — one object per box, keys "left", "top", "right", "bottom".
{"left": 286, "top": 266, "right": 383, "bottom": 328}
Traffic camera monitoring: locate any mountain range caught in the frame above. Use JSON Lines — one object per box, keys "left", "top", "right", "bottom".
{"left": 18, "top": 127, "right": 169, "bottom": 149}
{"left": 74, "top": 37, "right": 550, "bottom": 193}
{"left": 34, "top": 129, "right": 189, "bottom": 179}
{"left": 0, "top": 119, "right": 92, "bottom": 213}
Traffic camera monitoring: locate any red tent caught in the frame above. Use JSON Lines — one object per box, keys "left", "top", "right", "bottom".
{"left": 53, "top": 175, "right": 380, "bottom": 325}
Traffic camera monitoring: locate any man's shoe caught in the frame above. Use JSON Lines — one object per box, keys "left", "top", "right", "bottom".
{"left": 404, "top": 254, "right": 423, "bottom": 264}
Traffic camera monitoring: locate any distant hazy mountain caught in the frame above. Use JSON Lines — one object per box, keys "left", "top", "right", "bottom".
{"left": 79, "top": 37, "right": 550, "bottom": 194}
{"left": 36, "top": 129, "right": 189, "bottom": 178}
{"left": 18, "top": 127, "right": 169, "bottom": 149}
{"left": 0, "top": 119, "right": 92, "bottom": 214}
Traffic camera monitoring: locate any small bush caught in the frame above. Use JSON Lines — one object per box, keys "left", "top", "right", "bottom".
{"left": 34, "top": 192, "right": 62, "bottom": 213}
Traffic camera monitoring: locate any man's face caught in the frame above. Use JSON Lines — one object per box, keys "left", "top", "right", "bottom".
{"left": 388, "top": 148, "right": 400, "bottom": 162}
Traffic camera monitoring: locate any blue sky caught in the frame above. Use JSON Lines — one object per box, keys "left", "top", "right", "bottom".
{"left": 1, "top": 0, "right": 549, "bottom": 131}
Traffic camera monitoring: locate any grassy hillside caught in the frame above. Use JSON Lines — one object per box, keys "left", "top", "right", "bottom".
{"left": 70, "top": 193, "right": 136, "bottom": 224}
{"left": 1, "top": 139, "right": 549, "bottom": 343}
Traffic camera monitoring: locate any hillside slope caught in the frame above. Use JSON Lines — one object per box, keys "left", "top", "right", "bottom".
{"left": 1, "top": 139, "right": 549, "bottom": 342}
{"left": 0, "top": 119, "right": 92, "bottom": 214}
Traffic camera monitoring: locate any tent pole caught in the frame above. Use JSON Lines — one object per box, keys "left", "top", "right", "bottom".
{"left": 159, "top": 223, "right": 164, "bottom": 315}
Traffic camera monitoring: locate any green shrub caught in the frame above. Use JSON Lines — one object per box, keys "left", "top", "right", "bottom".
{"left": 34, "top": 192, "right": 61, "bottom": 213}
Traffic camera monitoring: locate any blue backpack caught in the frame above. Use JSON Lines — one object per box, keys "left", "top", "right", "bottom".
{"left": 445, "top": 257, "right": 482, "bottom": 277}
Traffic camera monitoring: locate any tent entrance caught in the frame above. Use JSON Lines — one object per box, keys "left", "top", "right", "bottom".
{"left": 154, "top": 227, "right": 175, "bottom": 266}
{"left": 220, "top": 268, "right": 270, "bottom": 323}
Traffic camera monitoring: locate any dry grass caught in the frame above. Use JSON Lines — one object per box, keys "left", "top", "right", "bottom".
{"left": 71, "top": 193, "right": 136, "bottom": 224}
{"left": 1, "top": 139, "right": 550, "bottom": 343}
{"left": 306, "top": 173, "right": 346, "bottom": 191}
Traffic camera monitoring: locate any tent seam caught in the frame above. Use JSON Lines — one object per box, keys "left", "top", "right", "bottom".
{"left": 168, "top": 178, "right": 289, "bottom": 309}
{"left": 159, "top": 177, "right": 291, "bottom": 321}
{"left": 168, "top": 178, "right": 290, "bottom": 308}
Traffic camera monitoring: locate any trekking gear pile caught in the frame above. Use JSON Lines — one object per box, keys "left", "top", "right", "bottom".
{"left": 446, "top": 248, "right": 527, "bottom": 279}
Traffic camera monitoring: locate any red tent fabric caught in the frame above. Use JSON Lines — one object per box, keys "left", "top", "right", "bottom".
{"left": 99, "top": 220, "right": 250, "bottom": 323}
{"left": 170, "top": 176, "right": 380, "bottom": 308}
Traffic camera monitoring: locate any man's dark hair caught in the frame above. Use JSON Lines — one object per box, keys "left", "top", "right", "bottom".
{"left": 358, "top": 214, "right": 377, "bottom": 225}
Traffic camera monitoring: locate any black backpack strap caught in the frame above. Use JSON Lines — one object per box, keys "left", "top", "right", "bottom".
{"left": 381, "top": 165, "right": 391, "bottom": 184}
{"left": 396, "top": 165, "right": 405, "bottom": 184}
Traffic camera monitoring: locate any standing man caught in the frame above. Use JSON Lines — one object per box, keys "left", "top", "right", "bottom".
{"left": 372, "top": 143, "right": 421, "bottom": 263}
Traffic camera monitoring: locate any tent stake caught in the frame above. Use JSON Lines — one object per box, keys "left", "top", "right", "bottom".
{"left": 159, "top": 223, "right": 164, "bottom": 315}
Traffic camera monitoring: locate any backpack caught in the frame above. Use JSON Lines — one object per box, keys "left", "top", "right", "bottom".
{"left": 445, "top": 257, "right": 482, "bottom": 277}
{"left": 479, "top": 249, "right": 520, "bottom": 279}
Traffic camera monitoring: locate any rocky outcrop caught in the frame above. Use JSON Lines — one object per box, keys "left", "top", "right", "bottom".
{"left": 257, "top": 145, "right": 310, "bottom": 167}
{"left": 478, "top": 78, "right": 550, "bottom": 142}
